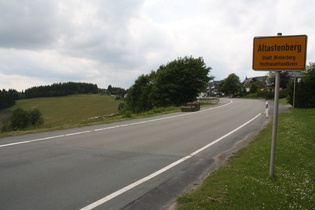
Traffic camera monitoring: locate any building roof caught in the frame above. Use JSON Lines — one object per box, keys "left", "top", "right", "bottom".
{"left": 242, "top": 76, "right": 271, "bottom": 88}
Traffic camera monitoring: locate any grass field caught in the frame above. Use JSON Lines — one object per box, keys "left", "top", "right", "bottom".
{"left": 177, "top": 108, "right": 315, "bottom": 209}
{"left": 7, "top": 94, "right": 122, "bottom": 126}
{"left": 0, "top": 95, "right": 217, "bottom": 137}
{"left": 0, "top": 94, "right": 185, "bottom": 136}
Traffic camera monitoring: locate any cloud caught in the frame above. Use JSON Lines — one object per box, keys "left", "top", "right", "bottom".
{"left": 0, "top": 0, "right": 60, "bottom": 49}
{"left": 0, "top": 0, "right": 314, "bottom": 91}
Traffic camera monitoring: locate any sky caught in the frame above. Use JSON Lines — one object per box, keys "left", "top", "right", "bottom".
{"left": 1, "top": 0, "right": 314, "bottom": 91}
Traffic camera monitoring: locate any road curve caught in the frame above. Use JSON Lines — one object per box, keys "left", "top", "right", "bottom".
{"left": 0, "top": 98, "right": 269, "bottom": 210}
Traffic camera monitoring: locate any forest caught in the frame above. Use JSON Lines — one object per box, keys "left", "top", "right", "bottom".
{"left": 0, "top": 89, "right": 20, "bottom": 109}
{"left": 24, "top": 82, "right": 98, "bottom": 98}
{"left": 0, "top": 82, "right": 99, "bottom": 110}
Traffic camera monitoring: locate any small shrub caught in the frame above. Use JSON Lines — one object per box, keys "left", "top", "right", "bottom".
{"left": 244, "top": 93, "right": 257, "bottom": 98}
{"left": 4, "top": 108, "right": 44, "bottom": 131}
{"left": 279, "top": 89, "right": 288, "bottom": 99}
{"left": 118, "top": 103, "right": 130, "bottom": 113}
{"left": 30, "top": 108, "right": 44, "bottom": 126}
{"left": 118, "top": 103, "right": 132, "bottom": 118}
{"left": 265, "top": 91, "right": 274, "bottom": 99}
{"left": 11, "top": 108, "right": 31, "bottom": 130}
{"left": 122, "top": 110, "right": 132, "bottom": 118}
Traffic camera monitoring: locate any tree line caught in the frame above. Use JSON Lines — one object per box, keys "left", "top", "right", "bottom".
{"left": 0, "top": 89, "right": 20, "bottom": 109}
{"left": 0, "top": 81, "right": 129, "bottom": 111}
{"left": 0, "top": 82, "right": 99, "bottom": 110}
{"left": 24, "top": 82, "right": 98, "bottom": 98}
{"left": 107, "top": 85, "right": 127, "bottom": 97}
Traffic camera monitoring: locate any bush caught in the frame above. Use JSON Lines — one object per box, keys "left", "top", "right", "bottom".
{"left": 244, "top": 93, "right": 258, "bottom": 98}
{"left": 118, "top": 103, "right": 129, "bottom": 113}
{"left": 279, "top": 89, "right": 288, "bottom": 99}
{"left": 4, "top": 108, "right": 44, "bottom": 131}
{"left": 246, "top": 88, "right": 287, "bottom": 100}
{"left": 118, "top": 103, "right": 132, "bottom": 118}
{"left": 11, "top": 108, "right": 31, "bottom": 130}
{"left": 30, "top": 109, "right": 44, "bottom": 126}
{"left": 265, "top": 90, "right": 274, "bottom": 99}
{"left": 121, "top": 111, "right": 132, "bottom": 118}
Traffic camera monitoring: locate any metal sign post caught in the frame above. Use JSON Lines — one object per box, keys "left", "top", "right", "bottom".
{"left": 293, "top": 77, "right": 296, "bottom": 108}
{"left": 270, "top": 70, "right": 280, "bottom": 177}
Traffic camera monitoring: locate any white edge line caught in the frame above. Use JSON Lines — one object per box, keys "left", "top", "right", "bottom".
{"left": 65, "top": 131, "right": 91, "bottom": 136}
{"left": 0, "top": 135, "right": 65, "bottom": 148}
{"left": 80, "top": 156, "right": 191, "bottom": 210}
{"left": 0, "top": 99, "right": 233, "bottom": 149}
{"left": 80, "top": 112, "right": 262, "bottom": 210}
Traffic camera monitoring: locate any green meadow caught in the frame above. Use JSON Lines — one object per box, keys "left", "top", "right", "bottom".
{"left": 7, "top": 94, "right": 122, "bottom": 126}
{"left": 1, "top": 94, "right": 183, "bottom": 137}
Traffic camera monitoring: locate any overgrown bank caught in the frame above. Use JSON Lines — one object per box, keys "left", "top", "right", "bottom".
{"left": 177, "top": 108, "right": 315, "bottom": 209}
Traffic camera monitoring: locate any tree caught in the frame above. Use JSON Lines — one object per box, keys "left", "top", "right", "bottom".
{"left": 107, "top": 85, "right": 112, "bottom": 93}
{"left": 106, "top": 85, "right": 127, "bottom": 97}
{"left": 151, "top": 56, "right": 212, "bottom": 107}
{"left": 279, "top": 71, "right": 291, "bottom": 89}
{"left": 250, "top": 80, "right": 265, "bottom": 94}
{"left": 10, "top": 108, "right": 31, "bottom": 130}
{"left": 288, "top": 62, "right": 315, "bottom": 108}
{"left": 249, "top": 83, "right": 258, "bottom": 93}
{"left": 126, "top": 56, "right": 213, "bottom": 112}
{"left": 0, "top": 89, "right": 19, "bottom": 109}
{"left": 220, "top": 73, "right": 241, "bottom": 97}
{"left": 268, "top": 71, "right": 291, "bottom": 89}
{"left": 126, "top": 72, "right": 155, "bottom": 113}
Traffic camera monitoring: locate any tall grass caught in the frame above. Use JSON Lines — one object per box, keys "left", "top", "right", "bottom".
{"left": 177, "top": 108, "right": 315, "bottom": 209}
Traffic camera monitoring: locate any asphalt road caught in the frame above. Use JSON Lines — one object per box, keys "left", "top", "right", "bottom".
{"left": 0, "top": 98, "right": 269, "bottom": 210}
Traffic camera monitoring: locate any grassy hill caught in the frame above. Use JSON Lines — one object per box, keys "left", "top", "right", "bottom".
{"left": 7, "top": 94, "right": 123, "bottom": 127}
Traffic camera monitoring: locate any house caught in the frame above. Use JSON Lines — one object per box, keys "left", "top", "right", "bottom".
{"left": 209, "top": 81, "right": 221, "bottom": 96}
{"left": 242, "top": 76, "right": 273, "bottom": 92}
{"left": 198, "top": 80, "right": 221, "bottom": 97}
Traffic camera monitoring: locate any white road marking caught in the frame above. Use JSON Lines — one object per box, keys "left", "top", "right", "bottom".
{"left": 80, "top": 112, "right": 262, "bottom": 210}
{"left": 65, "top": 131, "right": 91, "bottom": 136}
{"left": 0, "top": 100, "right": 233, "bottom": 148}
{"left": 0, "top": 135, "right": 65, "bottom": 148}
